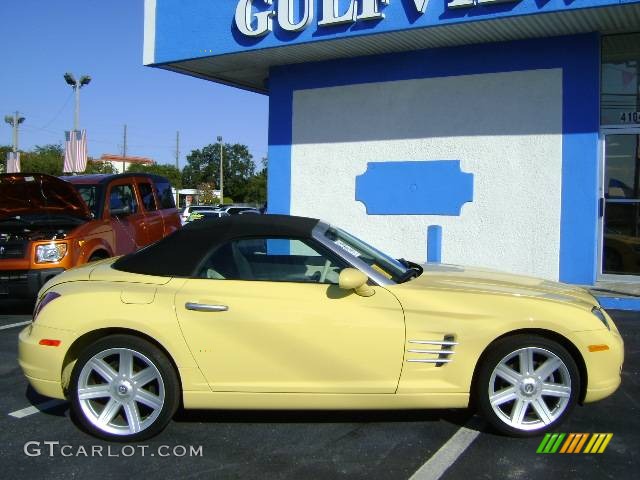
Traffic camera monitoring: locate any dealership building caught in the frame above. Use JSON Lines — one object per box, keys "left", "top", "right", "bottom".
{"left": 144, "top": 0, "right": 640, "bottom": 287}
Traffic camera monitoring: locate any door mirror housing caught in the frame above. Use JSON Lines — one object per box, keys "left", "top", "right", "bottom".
{"left": 338, "top": 268, "right": 375, "bottom": 297}
{"left": 110, "top": 206, "right": 131, "bottom": 217}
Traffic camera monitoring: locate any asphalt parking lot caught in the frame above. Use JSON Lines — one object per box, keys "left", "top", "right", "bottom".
{"left": 0, "top": 303, "right": 638, "bottom": 480}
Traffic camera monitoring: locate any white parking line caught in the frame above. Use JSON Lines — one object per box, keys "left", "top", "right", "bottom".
{"left": 0, "top": 321, "right": 31, "bottom": 331}
{"left": 409, "top": 420, "right": 482, "bottom": 480}
{"left": 8, "top": 399, "right": 67, "bottom": 419}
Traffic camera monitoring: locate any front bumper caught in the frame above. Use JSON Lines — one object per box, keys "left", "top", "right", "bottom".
{"left": 0, "top": 268, "right": 65, "bottom": 300}
{"left": 18, "top": 323, "right": 77, "bottom": 400}
{"left": 573, "top": 327, "right": 625, "bottom": 403}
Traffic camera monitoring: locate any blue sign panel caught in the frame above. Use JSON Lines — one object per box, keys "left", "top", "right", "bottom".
{"left": 149, "top": 0, "right": 633, "bottom": 64}
{"left": 355, "top": 160, "right": 473, "bottom": 215}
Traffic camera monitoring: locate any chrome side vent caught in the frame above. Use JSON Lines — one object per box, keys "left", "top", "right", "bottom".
{"left": 406, "top": 335, "right": 457, "bottom": 367}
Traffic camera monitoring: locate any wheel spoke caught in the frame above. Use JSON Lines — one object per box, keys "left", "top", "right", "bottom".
{"left": 541, "top": 382, "right": 571, "bottom": 398}
{"left": 135, "top": 389, "right": 163, "bottom": 410}
{"left": 519, "top": 349, "right": 535, "bottom": 375}
{"left": 90, "top": 358, "right": 118, "bottom": 383}
{"left": 531, "top": 398, "right": 553, "bottom": 425}
{"left": 119, "top": 350, "right": 134, "bottom": 378}
{"left": 489, "top": 386, "right": 517, "bottom": 407}
{"left": 77, "top": 384, "right": 111, "bottom": 400}
{"left": 132, "top": 367, "right": 158, "bottom": 387}
{"left": 535, "top": 357, "right": 562, "bottom": 381}
{"left": 124, "top": 402, "right": 142, "bottom": 433}
{"left": 494, "top": 363, "right": 523, "bottom": 386}
{"left": 510, "top": 399, "right": 529, "bottom": 424}
{"left": 97, "top": 398, "right": 121, "bottom": 426}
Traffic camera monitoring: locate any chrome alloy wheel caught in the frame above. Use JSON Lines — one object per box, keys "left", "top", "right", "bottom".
{"left": 488, "top": 347, "right": 572, "bottom": 431}
{"left": 76, "top": 348, "right": 165, "bottom": 436}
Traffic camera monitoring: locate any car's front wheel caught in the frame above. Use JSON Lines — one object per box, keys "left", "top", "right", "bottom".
{"left": 476, "top": 334, "right": 580, "bottom": 436}
{"left": 70, "top": 335, "right": 180, "bottom": 441}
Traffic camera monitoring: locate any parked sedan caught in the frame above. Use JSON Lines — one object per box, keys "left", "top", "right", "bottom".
{"left": 185, "top": 210, "right": 230, "bottom": 223}
{"left": 18, "top": 215, "right": 623, "bottom": 441}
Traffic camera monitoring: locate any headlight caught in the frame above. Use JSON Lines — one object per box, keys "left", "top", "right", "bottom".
{"left": 592, "top": 306, "right": 610, "bottom": 330}
{"left": 35, "top": 243, "right": 68, "bottom": 263}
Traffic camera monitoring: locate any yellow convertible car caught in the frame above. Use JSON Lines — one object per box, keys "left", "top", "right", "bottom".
{"left": 19, "top": 215, "right": 623, "bottom": 441}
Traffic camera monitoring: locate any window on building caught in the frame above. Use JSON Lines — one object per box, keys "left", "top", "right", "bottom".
{"left": 602, "top": 34, "right": 640, "bottom": 126}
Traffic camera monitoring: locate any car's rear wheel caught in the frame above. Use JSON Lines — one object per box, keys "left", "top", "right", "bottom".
{"left": 476, "top": 334, "right": 580, "bottom": 437}
{"left": 70, "top": 335, "right": 179, "bottom": 441}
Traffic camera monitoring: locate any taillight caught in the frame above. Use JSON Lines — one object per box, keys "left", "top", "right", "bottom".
{"left": 33, "top": 292, "right": 61, "bottom": 321}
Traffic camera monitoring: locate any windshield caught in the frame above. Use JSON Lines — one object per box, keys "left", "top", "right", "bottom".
{"left": 324, "top": 226, "right": 412, "bottom": 282}
{"left": 73, "top": 185, "right": 101, "bottom": 218}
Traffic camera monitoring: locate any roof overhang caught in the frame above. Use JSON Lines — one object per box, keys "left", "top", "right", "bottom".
{"left": 145, "top": 1, "right": 640, "bottom": 94}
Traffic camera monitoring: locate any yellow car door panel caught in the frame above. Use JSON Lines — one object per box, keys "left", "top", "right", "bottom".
{"left": 175, "top": 279, "right": 405, "bottom": 393}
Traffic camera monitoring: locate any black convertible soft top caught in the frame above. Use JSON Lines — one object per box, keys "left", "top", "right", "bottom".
{"left": 112, "top": 214, "right": 320, "bottom": 277}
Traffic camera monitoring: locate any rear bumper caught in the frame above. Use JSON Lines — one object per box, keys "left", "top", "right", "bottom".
{"left": 0, "top": 268, "right": 65, "bottom": 300}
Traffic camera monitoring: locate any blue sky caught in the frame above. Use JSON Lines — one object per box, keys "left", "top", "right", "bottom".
{"left": 0, "top": 0, "right": 268, "bottom": 167}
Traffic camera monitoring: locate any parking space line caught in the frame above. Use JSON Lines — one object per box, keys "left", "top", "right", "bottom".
{"left": 8, "top": 399, "right": 67, "bottom": 419}
{"left": 0, "top": 321, "right": 31, "bottom": 331}
{"left": 409, "top": 419, "right": 482, "bottom": 480}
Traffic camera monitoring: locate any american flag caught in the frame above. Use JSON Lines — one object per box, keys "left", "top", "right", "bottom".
{"left": 64, "top": 129, "right": 88, "bottom": 173}
{"left": 6, "top": 151, "right": 20, "bottom": 173}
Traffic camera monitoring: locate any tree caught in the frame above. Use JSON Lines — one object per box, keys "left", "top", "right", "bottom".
{"left": 0, "top": 145, "right": 12, "bottom": 173}
{"left": 182, "top": 142, "right": 255, "bottom": 201}
{"left": 126, "top": 163, "right": 182, "bottom": 189}
{"left": 21, "top": 144, "right": 64, "bottom": 175}
{"left": 244, "top": 157, "right": 267, "bottom": 204}
{"left": 84, "top": 159, "right": 117, "bottom": 175}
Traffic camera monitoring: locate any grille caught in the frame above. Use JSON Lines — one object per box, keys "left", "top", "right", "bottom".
{"left": 0, "top": 241, "right": 26, "bottom": 259}
{"left": 0, "top": 270, "right": 28, "bottom": 295}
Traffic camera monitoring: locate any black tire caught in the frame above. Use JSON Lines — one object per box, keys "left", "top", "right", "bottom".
{"left": 70, "top": 334, "right": 180, "bottom": 442}
{"left": 475, "top": 334, "right": 580, "bottom": 437}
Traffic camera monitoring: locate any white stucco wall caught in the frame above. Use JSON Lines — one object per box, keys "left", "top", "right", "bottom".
{"left": 290, "top": 69, "right": 563, "bottom": 280}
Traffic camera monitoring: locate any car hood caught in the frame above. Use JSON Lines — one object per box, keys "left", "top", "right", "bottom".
{"left": 390, "top": 263, "right": 597, "bottom": 308}
{"left": 0, "top": 173, "right": 91, "bottom": 220}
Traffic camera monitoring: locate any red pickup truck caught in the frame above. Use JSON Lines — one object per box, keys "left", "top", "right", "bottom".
{"left": 0, "top": 172, "right": 181, "bottom": 300}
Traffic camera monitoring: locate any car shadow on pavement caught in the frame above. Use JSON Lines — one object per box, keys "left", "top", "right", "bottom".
{"left": 24, "top": 386, "right": 69, "bottom": 417}
{"left": 173, "top": 407, "right": 478, "bottom": 430}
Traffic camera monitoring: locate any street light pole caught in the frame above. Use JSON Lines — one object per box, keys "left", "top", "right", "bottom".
{"left": 217, "top": 136, "right": 224, "bottom": 205}
{"left": 4, "top": 111, "right": 25, "bottom": 154}
{"left": 4, "top": 112, "right": 25, "bottom": 172}
{"left": 64, "top": 72, "right": 91, "bottom": 132}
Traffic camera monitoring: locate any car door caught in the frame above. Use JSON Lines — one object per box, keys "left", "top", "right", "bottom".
{"left": 106, "top": 181, "right": 149, "bottom": 254}
{"left": 136, "top": 180, "right": 164, "bottom": 245}
{"left": 174, "top": 237, "right": 406, "bottom": 394}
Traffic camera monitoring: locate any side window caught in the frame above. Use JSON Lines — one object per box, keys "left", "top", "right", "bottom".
{"left": 138, "top": 182, "right": 157, "bottom": 211}
{"left": 155, "top": 181, "right": 176, "bottom": 209}
{"left": 109, "top": 184, "right": 138, "bottom": 215}
{"left": 198, "top": 238, "right": 346, "bottom": 284}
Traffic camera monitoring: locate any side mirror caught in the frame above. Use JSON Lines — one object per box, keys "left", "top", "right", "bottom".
{"left": 338, "top": 268, "right": 375, "bottom": 297}
{"left": 110, "top": 206, "right": 130, "bottom": 217}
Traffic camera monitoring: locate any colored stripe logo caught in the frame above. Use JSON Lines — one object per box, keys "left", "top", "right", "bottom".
{"left": 536, "top": 433, "right": 613, "bottom": 454}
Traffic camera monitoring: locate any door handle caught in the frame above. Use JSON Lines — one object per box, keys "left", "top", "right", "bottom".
{"left": 185, "top": 302, "right": 229, "bottom": 312}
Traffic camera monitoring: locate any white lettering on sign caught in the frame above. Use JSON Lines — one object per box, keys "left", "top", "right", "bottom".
{"left": 447, "top": 0, "right": 519, "bottom": 8}
{"left": 234, "top": 0, "right": 521, "bottom": 38}
{"left": 236, "top": 0, "right": 408, "bottom": 37}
